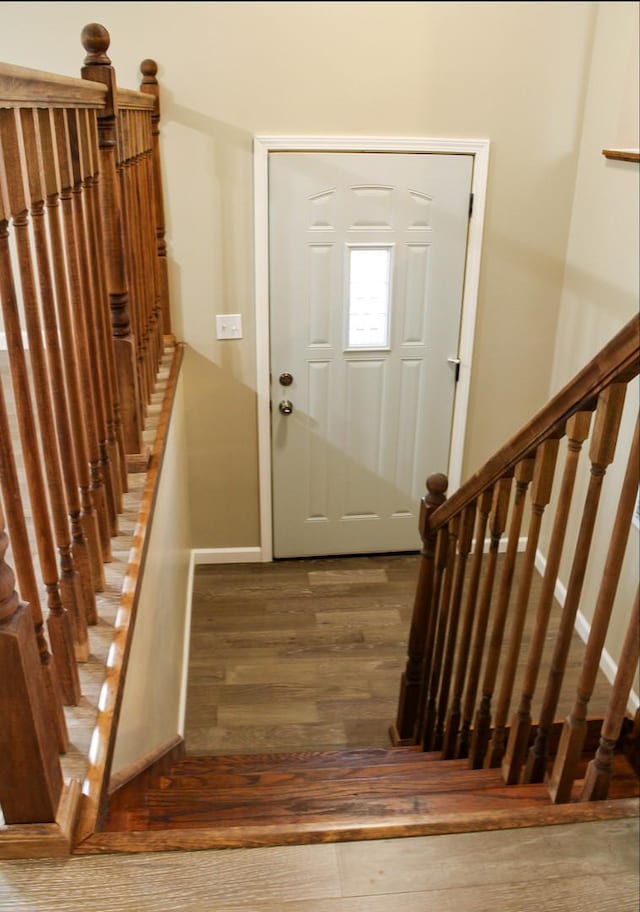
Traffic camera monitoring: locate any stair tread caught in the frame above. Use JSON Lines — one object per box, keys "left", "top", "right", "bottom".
{"left": 171, "top": 746, "right": 426, "bottom": 775}
{"left": 128, "top": 782, "right": 555, "bottom": 832}
{"left": 158, "top": 757, "right": 475, "bottom": 790}
{"left": 151, "top": 764, "right": 505, "bottom": 805}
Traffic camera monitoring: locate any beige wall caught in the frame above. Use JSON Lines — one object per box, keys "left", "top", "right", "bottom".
{"left": 112, "top": 367, "right": 192, "bottom": 777}
{"left": 542, "top": 1, "right": 639, "bottom": 687}
{"left": 1, "top": 1, "right": 597, "bottom": 548}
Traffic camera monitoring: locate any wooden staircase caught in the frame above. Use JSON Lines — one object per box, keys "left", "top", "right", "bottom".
{"left": 73, "top": 734, "right": 639, "bottom": 854}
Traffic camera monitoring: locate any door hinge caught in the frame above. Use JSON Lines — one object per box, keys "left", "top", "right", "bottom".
{"left": 448, "top": 357, "right": 461, "bottom": 382}
{"left": 468, "top": 192, "right": 474, "bottom": 218}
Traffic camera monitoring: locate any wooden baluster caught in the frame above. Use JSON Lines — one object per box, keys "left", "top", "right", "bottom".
{"left": 140, "top": 58, "right": 171, "bottom": 335}
{"left": 486, "top": 439, "right": 560, "bottom": 768}
{"left": 391, "top": 473, "right": 447, "bottom": 744}
{"left": 141, "top": 108, "right": 163, "bottom": 366}
{"left": 0, "top": 110, "right": 83, "bottom": 700}
{"left": 20, "top": 108, "right": 98, "bottom": 628}
{"left": 81, "top": 23, "right": 145, "bottom": 457}
{"left": 457, "top": 476, "right": 512, "bottom": 759}
{"left": 139, "top": 109, "right": 161, "bottom": 378}
{"left": 581, "top": 587, "right": 639, "bottom": 801}
{"left": 87, "top": 109, "right": 127, "bottom": 495}
{"left": 434, "top": 502, "right": 476, "bottom": 753}
{"left": 40, "top": 106, "right": 105, "bottom": 591}
{"left": 526, "top": 387, "right": 626, "bottom": 783}
{"left": 502, "top": 411, "right": 592, "bottom": 784}
{"left": 5, "top": 108, "right": 90, "bottom": 662}
{"left": 549, "top": 416, "right": 639, "bottom": 803}
{"left": 470, "top": 461, "right": 534, "bottom": 768}
{"left": 122, "top": 108, "right": 150, "bottom": 409}
{"left": 0, "top": 500, "right": 63, "bottom": 824}
{"left": 52, "top": 107, "right": 112, "bottom": 566}
{"left": 66, "top": 108, "right": 119, "bottom": 538}
{"left": 0, "top": 368, "right": 68, "bottom": 751}
{"left": 442, "top": 490, "right": 491, "bottom": 759}
{"left": 422, "top": 519, "right": 458, "bottom": 750}
{"left": 78, "top": 108, "right": 123, "bottom": 514}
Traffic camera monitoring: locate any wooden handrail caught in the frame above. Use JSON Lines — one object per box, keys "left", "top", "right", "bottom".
{"left": 0, "top": 62, "right": 106, "bottom": 108}
{"left": 428, "top": 314, "right": 639, "bottom": 531}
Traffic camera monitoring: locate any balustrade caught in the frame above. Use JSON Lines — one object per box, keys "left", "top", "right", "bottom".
{"left": 0, "top": 23, "right": 171, "bottom": 827}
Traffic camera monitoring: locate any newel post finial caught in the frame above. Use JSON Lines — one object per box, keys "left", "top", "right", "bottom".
{"left": 81, "top": 23, "right": 112, "bottom": 66}
{"left": 140, "top": 58, "right": 158, "bottom": 86}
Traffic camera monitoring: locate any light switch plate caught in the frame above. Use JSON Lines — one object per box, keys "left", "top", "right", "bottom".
{"left": 216, "top": 313, "right": 242, "bottom": 339}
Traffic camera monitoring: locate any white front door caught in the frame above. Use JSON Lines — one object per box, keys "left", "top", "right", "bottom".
{"left": 269, "top": 151, "right": 473, "bottom": 558}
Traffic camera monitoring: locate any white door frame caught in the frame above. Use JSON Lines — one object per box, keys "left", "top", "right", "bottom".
{"left": 254, "top": 136, "right": 490, "bottom": 562}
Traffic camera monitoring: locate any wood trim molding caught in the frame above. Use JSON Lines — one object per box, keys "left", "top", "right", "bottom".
{"left": 602, "top": 149, "right": 640, "bottom": 163}
{"left": 0, "top": 780, "right": 81, "bottom": 860}
{"left": 108, "top": 735, "right": 185, "bottom": 795}
{"left": 253, "top": 135, "right": 491, "bottom": 561}
{"left": 73, "top": 344, "right": 185, "bottom": 848}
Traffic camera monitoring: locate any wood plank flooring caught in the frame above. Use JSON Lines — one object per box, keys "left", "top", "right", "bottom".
{"left": 184, "top": 553, "right": 614, "bottom": 756}
{"left": 2, "top": 818, "right": 637, "bottom": 911}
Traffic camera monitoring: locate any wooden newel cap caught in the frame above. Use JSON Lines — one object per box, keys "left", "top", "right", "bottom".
{"left": 81, "top": 23, "right": 111, "bottom": 65}
{"left": 426, "top": 473, "right": 448, "bottom": 497}
{"left": 140, "top": 59, "right": 158, "bottom": 79}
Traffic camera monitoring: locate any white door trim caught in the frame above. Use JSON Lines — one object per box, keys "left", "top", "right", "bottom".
{"left": 254, "top": 136, "right": 490, "bottom": 562}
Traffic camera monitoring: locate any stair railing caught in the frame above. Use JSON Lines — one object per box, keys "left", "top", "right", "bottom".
{"left": 394, "top": 313, "right": 639, "bottom": 803}
{"left": 0, "top": 23, "right": 171, "bottom": 827}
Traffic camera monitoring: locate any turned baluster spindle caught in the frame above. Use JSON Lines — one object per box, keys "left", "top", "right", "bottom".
{"left": 87, "top": 109, "right": 127, "bottom": 494}
{"left": 140, "top": 57, "right": 171, "bottom": 335}
{"left": 526, "top": 387, "right": 627, "bottom": 783}
{"left": 81, "top": 22, "right": 144, "bottom": 456}
{"left": 42, "top": 107, "right": 105, "bottom": 593}
{"left": 581, "top": 587, "right": 639, "bottom": 801}
{"left": 470, "top": 460, "right": 534, "bottom": 768}
{"left": 392, "top": 473, "right": 448, "bottom": 744}
{"left": 5, "top": 110, "right": 89, "bottom": 662}
{"left": 66, "top": 108, "right": 119, "bottom": 538}
{"left": 434, "top": 502, "right": 476, "bottom": 753}
{"left": 21, "top": 108, "right": 98, "bottom": 629}
{"left": 442, "top": 489, "right": 492, "bottom": 759}
{"left": 0, "top": 499, "right": 64, "bottom": 824}
{"left": 502, "top": 411, "right": 593, "bottom": 784}
{"left": 119, "top": 108, "right": 149, "bottom": 409}
{"left": 548, "top": 417, "right": 639, "bottom": 803}
{"left": 139, "top": 110, "right": 161, "bottom": 377}
{"left": 78, "top": 108, "right": 123, "bottom": 513}
{"left": 0, "top": 369, "right": 68, "bottom": 751}
{"left": 422, "top": 520, "right": 458, "bottom": 750}
{"left": 52, "top": 107, "right": 112, "bottom": 568}
{"left": 141, "top": 110, "right": 163, "bottom": 366}
{"left": 486, "top": 439, "right": 560, "bottom": 769}
{"left": 457, "top": 476, "right": 512, "bottom": 760}
{"left": 0, "top": 110, "right": 83, "bottom": 700}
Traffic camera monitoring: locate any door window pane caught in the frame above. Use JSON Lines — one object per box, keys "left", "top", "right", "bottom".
{"left": 348, "top": 247, "right": 391, "bottom": 348}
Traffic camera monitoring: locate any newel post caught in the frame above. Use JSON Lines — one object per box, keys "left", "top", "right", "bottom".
{"left": 80, "top": 23, "right": 144, "bottom": 456}
{"left": 0, "top": 503, "right": 63, "bottom": 824}
{"left": 391, "top": 473, "right": 448, "bottom": 745}
{"left": 140, "top": 58, "right": 171, "bottom": 334}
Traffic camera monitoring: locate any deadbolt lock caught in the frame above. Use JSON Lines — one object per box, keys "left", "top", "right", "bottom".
{"left": 279, "top": 372, "right": 293, "bottom": 386}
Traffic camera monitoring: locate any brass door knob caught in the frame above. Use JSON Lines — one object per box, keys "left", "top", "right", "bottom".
{"left": 278, "top": 399, "right": 293, "bottom": 415}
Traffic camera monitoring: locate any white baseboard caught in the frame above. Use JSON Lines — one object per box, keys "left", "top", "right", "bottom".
{"left": 177, "top": 550, "right": 196, "bottom": 737}
{"left": 535, "top": 548, "right": 639, "bottom": 714}
{"left": 475, "top": 536, "right": 528, "bottom": 554}
{"left": 192, "top": 546, "right": 264, "bottom": 565}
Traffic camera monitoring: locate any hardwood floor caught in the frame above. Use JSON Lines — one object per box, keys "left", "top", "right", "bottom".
{"left": 184, "top": 553, "right": 614, "bottom": 756}
{"left": 2, "top": 818, "right": 638, "bottom": 911}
